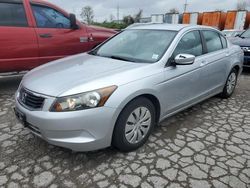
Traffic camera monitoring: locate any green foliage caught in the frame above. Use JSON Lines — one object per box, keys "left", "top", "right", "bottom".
{"left": 91, "top": 9, "right": 143, "bottom": 30}
{"left": 92, "top": 22, "right": 128, "bottom": 29}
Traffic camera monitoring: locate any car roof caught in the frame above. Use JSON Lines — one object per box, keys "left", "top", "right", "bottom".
{"left": 223, "top": 29, "right": 244, "bottom": 32}
{"left": 127, "top": 23, "right": 212, "bottom": 31}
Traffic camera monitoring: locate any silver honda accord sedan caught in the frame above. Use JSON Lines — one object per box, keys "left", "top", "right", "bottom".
{"left": 15, "top": 24, "right": 243, "bottom": 152}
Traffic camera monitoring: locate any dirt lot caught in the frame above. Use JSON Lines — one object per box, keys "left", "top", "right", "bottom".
{"left": 0, "top": 72, "right": 250, "bottom": 188}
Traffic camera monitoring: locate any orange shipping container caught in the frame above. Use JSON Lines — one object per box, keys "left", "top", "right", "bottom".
{"left": 202, "top": 11, "right": 226, "bottom": 30}
{"left": 224, "top": 11, "right": 237, "bottom": 29}
{"left": 245, "top": 12, "right": 250, "bottom": 29}
{"left": 183, "top": 12, "right": 203, "bottom": 25}
{"left": 202, "top": 12, "right": 212, "bottom": 26}
{"left": 183, "top": 13, "right": 191, "bottom": 24}
{"left": 225, "top": 10, "right": 247, "bottom": 30}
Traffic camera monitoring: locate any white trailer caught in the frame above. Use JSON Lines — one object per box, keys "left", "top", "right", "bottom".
{"left": 165, "top": 13, "right": 179, "bottom": 24}
{"left": 151, "top": 14, "right": 164, "bottom": 23}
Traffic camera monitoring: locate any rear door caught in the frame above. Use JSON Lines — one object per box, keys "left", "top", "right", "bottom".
{"left": 30, "top": 3, "right": 90, "bottom": 64}
{"left": 0, "top": 1, "right": 39, "bottom": 73}
{"left": 199, "top": 30, "right": 228, "bottom": 94}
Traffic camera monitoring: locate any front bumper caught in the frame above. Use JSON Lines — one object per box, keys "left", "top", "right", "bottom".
{"left": 15, "top": 94, "right": 118, "bottom": 152}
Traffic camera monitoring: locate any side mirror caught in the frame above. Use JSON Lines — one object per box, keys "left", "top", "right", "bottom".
{"left": 69, "top": 13, "right": 79, "bottom": 29}
{"left": 174, "top": 54, "right": 195, "bottom": 65}
{"left": 235, "top": 34, "right": 240, "bottom": 37}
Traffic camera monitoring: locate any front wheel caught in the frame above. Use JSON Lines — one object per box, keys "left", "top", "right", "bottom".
{"left": 112, "top": 97, "right": 156, "bottom": 152}
{"left": 220, "top": 68, "right": 238, "bottom": 98}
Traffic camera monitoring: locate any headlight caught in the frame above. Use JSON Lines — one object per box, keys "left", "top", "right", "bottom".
{"left": 50, "top": 86, "right": 117, "bottom": 112}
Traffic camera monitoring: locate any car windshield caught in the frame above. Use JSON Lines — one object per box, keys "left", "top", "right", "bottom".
{"left": 241, "top": 29, "right": 250, "bottom": 38}
{"left": 89, "top": 29, "right": 177, "bottom": 63}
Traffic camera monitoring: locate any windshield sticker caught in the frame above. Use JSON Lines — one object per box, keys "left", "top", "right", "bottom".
{"left": 152, "top": 54, "right": 159, "bottom": 60}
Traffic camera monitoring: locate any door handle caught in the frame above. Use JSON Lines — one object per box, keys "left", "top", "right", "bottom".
{"left": 39, "top": 33, "right": 53, "bottom": 38}
{"left": 225, "top": 52, "right": 230, "bottom": 57}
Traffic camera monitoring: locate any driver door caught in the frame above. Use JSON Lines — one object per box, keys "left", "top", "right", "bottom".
{"left": 160, "top": 30, "right": 206, "bottom": 116}
{"left": 31, "top": 3, "right": 89, "bottom": 65}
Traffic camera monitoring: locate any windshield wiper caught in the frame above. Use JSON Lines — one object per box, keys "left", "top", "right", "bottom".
{"left": 109, "top": 55, "right": 135, "bottom": 62}
{"left": 88, "top": 50, "right": 97, "bottom": 55}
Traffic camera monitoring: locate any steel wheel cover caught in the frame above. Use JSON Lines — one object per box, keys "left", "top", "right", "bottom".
{"left": 125, "top": 107, "right": 152, "bottom": 144}
{"left": 227, "top": 72, "right": 237, "bottom": 95}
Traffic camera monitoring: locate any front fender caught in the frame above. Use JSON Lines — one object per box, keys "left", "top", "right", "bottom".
{"left": 105, "top": 73, "right": 163, "bottom": 121}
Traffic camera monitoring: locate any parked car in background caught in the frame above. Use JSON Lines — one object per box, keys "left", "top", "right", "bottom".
{"left": 0, "top": 0, "right": 116, "bottom": 73}
{"left": 230, "top": 29, "right": 250, "bottom": 68}
{"left": 222, "top": 29, "right": 244, "bottom": 38}
{"left": 14, "top": 24, "right": 243, "bottom": 152}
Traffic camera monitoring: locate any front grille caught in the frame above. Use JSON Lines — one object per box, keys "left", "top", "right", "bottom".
{"left": 244, "top": 51, "right": 250, "bottom": 56}
{"left": 244, "top": 61, "right": 250, "bottom": 66}
{"left": 19, "top": 88, "right": 45, "bottom": 109}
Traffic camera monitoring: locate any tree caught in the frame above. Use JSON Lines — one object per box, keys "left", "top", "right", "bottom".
{"left": 80, "top": 6, "right": 94, "bottom": 24}
{"left": 123, "top": 15, "right": 134, "bottom": 25}
{"left": 110, "top": 14, "right": 115, "bottom": 22}
{"left": 169, "top": 8, "right": 179, "bottom": 13}
{"left": 123, "top": 10, "right": 143, "bottom": 25}
{"left": 134, "top": 9, "right": 143, "bottom": 23}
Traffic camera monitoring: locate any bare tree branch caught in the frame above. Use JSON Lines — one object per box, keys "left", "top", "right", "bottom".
{"left": 80, "top": 6, "right": 94, "bottom": 24}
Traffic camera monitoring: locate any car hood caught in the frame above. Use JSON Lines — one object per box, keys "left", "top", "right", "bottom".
{"left": 88, "top": 25, "right": 117, "bottom": 34}
{"left": 229, "top": 37, "right": 250, "bottom": 46}
{"left": 22, "top": 53, "right": 147, "bottom": 97}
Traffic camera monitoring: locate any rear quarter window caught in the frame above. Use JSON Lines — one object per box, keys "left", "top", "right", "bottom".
{"left": 220, "top": 35, "right": 228, "bottom": 49}
{"left": 0, "top": 2, "right": 28, "bottom": 27}
{"left": 202, "top": 30, "right": 223, "bottom": 53}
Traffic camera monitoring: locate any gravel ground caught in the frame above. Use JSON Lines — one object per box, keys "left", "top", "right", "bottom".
{"left": 0, "top": 73, "right": 250, "bottom": 188}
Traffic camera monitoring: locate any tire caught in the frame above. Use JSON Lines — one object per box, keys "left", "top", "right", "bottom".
{"left": 220, "top": 68, "right": 238, "bottom": 98}
{"left": 112, "top": 97, "right": 156, "bottom": 152}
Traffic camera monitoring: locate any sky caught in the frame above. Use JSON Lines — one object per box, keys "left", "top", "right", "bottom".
{"left": 47, "top": 0, "right": 241, "bottom": 22}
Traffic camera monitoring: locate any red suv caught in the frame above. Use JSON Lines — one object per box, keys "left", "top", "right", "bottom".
{"left": 0, "top": 0, "right": 116, "bottom": 73}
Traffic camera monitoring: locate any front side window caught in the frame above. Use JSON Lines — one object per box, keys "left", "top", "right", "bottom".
{"left": 32, "top": 5, "right": 70, "bottom": 29}
{"left": 0, "top": 3, "right": 28, "bottom": 27}
{"left": 90, "top": 30, "right": 177, "bottom": 63}
{"left": 173, "top": 31, "right": 203, "bottom": 58}
{"left": 203, "top": 31, "right": 223, "bottom": 53}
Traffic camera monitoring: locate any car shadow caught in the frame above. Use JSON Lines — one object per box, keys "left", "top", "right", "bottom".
{"left": 0, "top": 75, "right": 23, "bottom": 94}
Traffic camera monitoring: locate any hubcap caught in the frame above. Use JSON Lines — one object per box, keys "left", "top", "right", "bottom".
{"left": 125, "top": 107, "right": 152, "bottom": 144}
{"left": 226, "top": 72, "right": 237, "bottom": 95}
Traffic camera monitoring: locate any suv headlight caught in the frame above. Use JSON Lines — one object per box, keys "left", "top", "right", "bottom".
{"left": 50, "top": 86, "right": 117, "bottom": 112}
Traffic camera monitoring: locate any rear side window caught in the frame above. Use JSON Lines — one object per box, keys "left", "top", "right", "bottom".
{"left": 32, "top": 5, "right": 71, "bottom": 29}
{"left": 220, "top": 35, "right": 228, "bottom": 49}
{"left": 202, "top": 31, "right": 223, "bottom": 53}
{"left": 173, "top": 31, "right": 203, "bottom": 57}
{"left": 0, "top": 3, "right": 28, "bottom": 27}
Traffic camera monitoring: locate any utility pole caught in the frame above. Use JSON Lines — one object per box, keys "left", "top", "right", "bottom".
{"left": 117, "top": 3, "right": 120, "bottom": 23}
{"left": 184, "top": 0, "right": 188, "bottom": 12}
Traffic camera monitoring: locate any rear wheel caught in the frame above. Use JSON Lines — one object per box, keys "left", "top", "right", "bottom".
{"left": 112, "top": 97, "right": 155, "bottom": 152}
{"left": 220, "top": 68, "right": 238, "bottom": 98}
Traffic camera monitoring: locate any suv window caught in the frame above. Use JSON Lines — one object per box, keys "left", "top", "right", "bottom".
{"left": 220, "top": 35, "right": 227, "bottom": 49}
{"left": 173, "top": 31, "right": 203, "bottom": 57}
{"left": 203, "top": 31, "right": 223, "bottom": 53}
{"left": 0, "top": 3, "right": 28, "bottom": 27}
{"left": 32, "top": 5, "right": 71, "bottom": 29}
